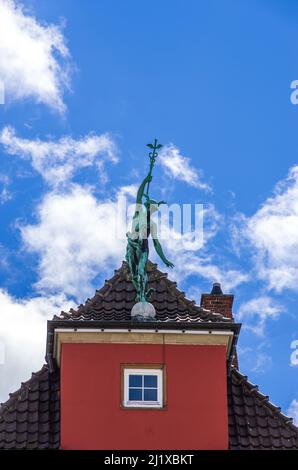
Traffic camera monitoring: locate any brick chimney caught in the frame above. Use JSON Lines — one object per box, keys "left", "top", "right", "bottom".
{"left": 201, "top": 283, "right": 238, "bottom": 368}
{"left": 200, "top": 283, "right": 234, "bottom": 320}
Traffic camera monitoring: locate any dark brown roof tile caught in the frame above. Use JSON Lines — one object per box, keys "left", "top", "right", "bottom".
{"left": 55, "top": 261, "right": 231, "bottom": 323}
{"left": 228, "top": 368, "right": 298, "bottom": 449}
{"left": 0, "top": 365, "right": 60, "bottom": 449}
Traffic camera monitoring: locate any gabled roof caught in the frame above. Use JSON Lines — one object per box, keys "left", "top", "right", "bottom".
{"left": 54, "top": 261, "right": 229, "bottom": 323}
{"left": 1, "top": 366, "right": 297, "bottom": 449}
{"left": 0, "top": 365, "right": 59, "bottom": 449}
{"left": 1, "top": 261, "right": 297, "bottom": 449}
{"left": 228, "top": 368, "right": 298, "bottom": 449}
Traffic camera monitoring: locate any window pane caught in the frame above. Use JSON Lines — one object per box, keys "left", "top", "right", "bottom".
{"left": 144, "top": 375, "right": 157, "bottom": 388}
{"left": 144, "top": 388, "right": 158, "bottom": 401}
{"left": 129, "top": 375, "right": 142, "bottom": 387}
{"left": 129, "top": 388, "right": 142, "bottom": 401}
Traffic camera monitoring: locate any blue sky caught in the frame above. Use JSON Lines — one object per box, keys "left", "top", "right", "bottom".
{"left": 0, "top": 0, "right": 298, "bottom": 421}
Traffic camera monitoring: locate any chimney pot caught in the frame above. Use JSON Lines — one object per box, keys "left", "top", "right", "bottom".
{"left": 210, "top": 282, "right": 223, "bottom": 295}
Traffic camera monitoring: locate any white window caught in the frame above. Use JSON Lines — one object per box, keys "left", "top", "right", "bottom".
{"left": 123, "top": 368, "right": 163, "bottom": 408}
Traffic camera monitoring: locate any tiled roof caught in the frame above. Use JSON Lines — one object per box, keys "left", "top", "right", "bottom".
{"left": 1, "top": 366, "right": 297, "bottom": 449}
{"left": 54, "top": 261, "right": 229, "bottom": 323}
{"left": 228, "top": 368, "right": 298, "bottom": 449}
{"left": 1, "top": 262, "right": 297, "bottom": 449}
{"left": 0, "top": 365, "right": 59, "bottom": 449}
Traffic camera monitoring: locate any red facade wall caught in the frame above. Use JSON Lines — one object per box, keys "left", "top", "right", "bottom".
{"left": 60, "top": 342, "right": 228, "bottom": 450}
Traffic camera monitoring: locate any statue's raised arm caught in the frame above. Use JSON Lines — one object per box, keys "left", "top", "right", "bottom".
{"left": 135, "top": 174, "right": 152, "bottom": 206}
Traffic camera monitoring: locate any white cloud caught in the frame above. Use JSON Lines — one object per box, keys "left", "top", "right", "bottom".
{"left": 172, "top": 252, "right": 248, "bottom": 292}
{"left": 0, "top": 289, "right": 74, "bottom": 402}
{"left": 290, "top": 339, "right": 298, "bottom": 367}
{"left": 20, "top": 184, "right": 127, "bottom": 298}
{"left": 118, "top": 184, "right": 138, "bottom": 198}
{"left": 237, "top": 346, "right": 272, "bottom": 373}
{"left": 151, "top": 204, "right": 248, "bottom": 292}
{"left": 159, "top": 144, "right": 211, "bottom": 191}
{"left": 242, "top": 165, "right": 298, "bottom": 292}
{"left": 0, "top": 0, "right": 71, "bottom": 113}
{"left": 0, "top": 174, "right": 11, "bottom": 204}
{"left": 250, "top": 353, "right": 272, "bottom": 373}
{"left": 237, "top": 296, "right": 283, "bottom": 336}
{"left": 288, "top": 399, "right": 298, "bottom": 426}
{"left": 175, "top": 258, "right": 249, "bottom": 292}
{"left": 0, "top": 244, "right": 9, "bottom": 271}
{"left": 0, "top": 126, "right": 118, "bottom": 187}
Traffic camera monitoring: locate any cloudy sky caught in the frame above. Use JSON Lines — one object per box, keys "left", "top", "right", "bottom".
{"left": 0, "top": 0, "right": 298, "bottom": 423}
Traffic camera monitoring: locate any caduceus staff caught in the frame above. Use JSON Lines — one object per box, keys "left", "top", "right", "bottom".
{"left": 145, "top": 138, "right": 163, "bottom": 197}
{"left": 125, "top": 139, "right": 174, "bottom": 304}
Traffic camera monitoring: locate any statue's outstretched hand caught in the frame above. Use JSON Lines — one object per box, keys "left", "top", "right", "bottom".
{"left": 165, "top": 260, "right": 174, "bottom": 268}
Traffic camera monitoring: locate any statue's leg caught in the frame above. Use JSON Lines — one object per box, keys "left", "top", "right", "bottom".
{"left": 136, "top": 273, "right": 142, "bottom": 302}
{"left": 138, "top": 249, "right": 148, "bottom": 302}
{"left": 126, "top": 242, "right": 141, "bottom": 300}
{"left": 145, "top": 287, "right": 155, "bottom": 301}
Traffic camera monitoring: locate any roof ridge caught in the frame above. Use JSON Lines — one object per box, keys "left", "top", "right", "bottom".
{"left": 53, "top": 260, "right": 234, "bottom": 323}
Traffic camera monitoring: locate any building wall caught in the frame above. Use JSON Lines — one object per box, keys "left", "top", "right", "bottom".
{"left": 60, "top": 342, "right": 228, "bottom": 450}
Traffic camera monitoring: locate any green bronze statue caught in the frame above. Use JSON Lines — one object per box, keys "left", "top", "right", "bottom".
{"left": 125, "top": 139, "right": 174, "bottom": 303}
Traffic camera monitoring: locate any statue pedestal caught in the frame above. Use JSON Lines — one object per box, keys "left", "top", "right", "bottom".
{"left": 131, "top": 301, "right": 156, "bottom": 321}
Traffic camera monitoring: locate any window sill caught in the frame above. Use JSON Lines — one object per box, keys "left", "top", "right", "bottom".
{"left": 120, "top": 404, "right": 167, "bottom": 411}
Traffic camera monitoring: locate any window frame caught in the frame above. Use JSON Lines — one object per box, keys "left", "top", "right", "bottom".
{"left": 121, "top": 364, "right": 166, "bottom": 409}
